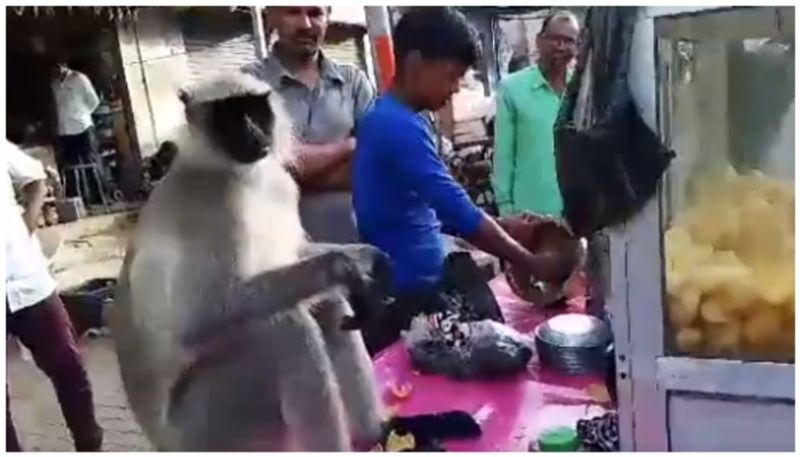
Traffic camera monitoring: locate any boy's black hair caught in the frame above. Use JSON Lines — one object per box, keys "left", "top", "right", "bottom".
{"left": 393, "top": 7, "right": 481, "bottom": 71}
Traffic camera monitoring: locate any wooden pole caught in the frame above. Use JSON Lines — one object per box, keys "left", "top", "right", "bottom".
{"left": 251, "top": 6, "right": 267, "bottom": 61}
{"left": 364, "top": 6, "right": 395, "bottom": 93}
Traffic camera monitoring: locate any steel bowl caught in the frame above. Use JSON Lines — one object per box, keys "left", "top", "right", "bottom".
{"left": 534, "top": 313, "right": 611, "bottom": 376}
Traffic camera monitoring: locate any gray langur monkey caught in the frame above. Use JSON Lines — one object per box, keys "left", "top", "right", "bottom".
{"left": 109, "top": 72, "right": 387, "bottom": 451}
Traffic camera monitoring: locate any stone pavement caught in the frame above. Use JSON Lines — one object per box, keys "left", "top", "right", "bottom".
{"left": 7, "top": 336, "right": 153, "bottom": 452}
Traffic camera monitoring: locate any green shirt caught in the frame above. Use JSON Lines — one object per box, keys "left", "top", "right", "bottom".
{"left": 492, "top": 65, "right": 565, "bottom": 217}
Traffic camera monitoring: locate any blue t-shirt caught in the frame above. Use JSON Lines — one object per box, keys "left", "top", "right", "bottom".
{"left": 353, "top": 94, "right": 483, "bottom": 294}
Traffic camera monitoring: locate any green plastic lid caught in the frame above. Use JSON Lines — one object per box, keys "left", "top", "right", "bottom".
{"left": 537, "top": 426, "right": 580, "bottom": 452}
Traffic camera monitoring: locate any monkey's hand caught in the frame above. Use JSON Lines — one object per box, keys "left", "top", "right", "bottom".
{"left": 321, "top": 244, "right": 393, "bottom": 331}
{"left": 301, "top": 243, "right": 392, "bottom": 293}
{"left": 185, "top": 247, "right": 392, "bottom": 345}
{"left": 332, "top": 245, "right": 391, "bottom": 288}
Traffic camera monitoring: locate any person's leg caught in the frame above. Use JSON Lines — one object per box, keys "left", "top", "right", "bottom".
{"left": 312, "top": 295, "right": 383, "bottom": 445}
{"left": 57, "top": 135, "right": 80, "bottom": 199}
{"left": 7, "top": 308, "right": 22, "bottom": 452}
{"left": 12, "top": 295, "right": 102, "bottom": 451}
{"left": 7, "top": 388, "right": 21, "bottom": 452}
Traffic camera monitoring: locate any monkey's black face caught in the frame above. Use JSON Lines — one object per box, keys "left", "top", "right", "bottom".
{"left": 201, "top": 95, "right": 276, "bottom": 164}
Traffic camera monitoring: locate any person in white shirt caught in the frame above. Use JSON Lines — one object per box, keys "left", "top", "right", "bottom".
{"left": 4, "top": 140, "right": 102, "bottom": 452}
{"left": 51, "top": 60, "right": 109, "bottom": 205}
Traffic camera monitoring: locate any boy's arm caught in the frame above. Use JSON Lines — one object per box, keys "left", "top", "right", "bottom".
{"left": 391, "top": 117, "right": 483, "bottom": 237}
{"left": 492, "top": 85, "right": 516, "bottom": 217}
{"left": 390, "top": 120, "right": 572, "bottom": 284}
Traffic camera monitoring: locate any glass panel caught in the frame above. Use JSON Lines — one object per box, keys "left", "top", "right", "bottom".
{"left": 658, "top": 8, "right": 795, "bottom": 362}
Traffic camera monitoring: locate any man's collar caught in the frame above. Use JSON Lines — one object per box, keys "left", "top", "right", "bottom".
{"left": 528, "top": 65, "right": 548, "bottom": 89}
{"left": 528, "top": 63, "right": 574, "bottom": 92}
{"left": 264, "top": 48, "right": 345, "bottom": 86}
{"left": 261, "top": 55, "right": 291, "bottom": 83}
{"left": 318, "top": 52, "right": 345, "bottom": 83}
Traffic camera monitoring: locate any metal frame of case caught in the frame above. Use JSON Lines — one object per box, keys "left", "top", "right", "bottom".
{"left": 609, "top": 6, "right": 796, "bottom": 452}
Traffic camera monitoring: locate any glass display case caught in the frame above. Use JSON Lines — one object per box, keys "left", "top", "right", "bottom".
{"left": 658, "top": 9, "right": 795, "bottom": 363}
{"left": 609, "top": 6, "right": 795, "bottom": 452}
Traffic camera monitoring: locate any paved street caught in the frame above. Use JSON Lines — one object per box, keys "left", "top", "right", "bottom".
{"left": 7, "top": 336, "right": 152, "bottom": 452}
{"left": 5, "top": 213, "right": 150, "bottom": 451}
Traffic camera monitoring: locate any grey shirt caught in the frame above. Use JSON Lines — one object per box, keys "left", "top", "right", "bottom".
{"left": 242, "top": 51, "right": 375, "bottom": 244}
{"left": 242, "top": 51, "right": 375, "bottom": 144}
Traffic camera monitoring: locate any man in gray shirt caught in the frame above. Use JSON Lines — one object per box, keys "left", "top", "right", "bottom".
{"left": 243, "top": 6, "right": 375, "bottom": 243}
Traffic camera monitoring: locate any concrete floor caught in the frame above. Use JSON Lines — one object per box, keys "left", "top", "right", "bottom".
{"left": 46, "top": 211, "right": 134, "bottom": 290}
{"left": 7, "top": 212, "right": 152, "bottom": 451}
{"left": 7, "top": 337, "right": 152, "bottom": 452}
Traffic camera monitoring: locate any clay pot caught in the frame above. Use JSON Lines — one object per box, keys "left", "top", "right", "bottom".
{"left": 502, "top": 214, "right": 583, "bottom": 307}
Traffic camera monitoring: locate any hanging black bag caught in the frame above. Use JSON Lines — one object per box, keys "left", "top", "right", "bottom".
{"left": 555, "top": 7, "right": 675, "bottom": 238}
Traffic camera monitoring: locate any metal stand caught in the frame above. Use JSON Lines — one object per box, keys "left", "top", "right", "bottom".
{"left": 62, "top": 163, "right": 111, "bottom": 214}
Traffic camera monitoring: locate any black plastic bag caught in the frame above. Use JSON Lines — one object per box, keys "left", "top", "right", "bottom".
{"left": 555, "top": 7, "right": 675, "bottom": 237}
{"left": 400, "top": 250, "right": 525, "bottom": 379}
{"left": 403, "top": 315, "right": 534, "bottom": 380}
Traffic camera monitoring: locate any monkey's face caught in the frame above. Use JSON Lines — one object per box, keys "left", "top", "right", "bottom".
{"left": 191, "top": 95, "right": 276, "bottom": 164}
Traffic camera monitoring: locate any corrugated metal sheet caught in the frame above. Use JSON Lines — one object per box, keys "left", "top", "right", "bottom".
{"left": 329, "top": 5, "right": 366, "bottom": 26}
{"left": 323, "top": 38, "right": 364, "bottom": 70}
{"left": 10, "top": 6, "right": 138, "bottom": 22}
{"left": 183, "top": 34, "right": 366, "bottom": 80}
{"left": 179, "top": 9, "right": 259, "bottom": 83}
{"left": 180, "top": 7, "right": 366, "bottom": 83}
{"left": 184, "top": 34, "right": 259, "bottom": 82}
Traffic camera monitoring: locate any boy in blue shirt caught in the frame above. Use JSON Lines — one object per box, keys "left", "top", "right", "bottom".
{"left": 353, "top": 7, "right": 575, "bottom": 353}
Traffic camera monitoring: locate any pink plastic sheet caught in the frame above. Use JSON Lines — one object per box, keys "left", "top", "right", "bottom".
{"left": 372, "top": 276, "right": 610, "bottom": 451}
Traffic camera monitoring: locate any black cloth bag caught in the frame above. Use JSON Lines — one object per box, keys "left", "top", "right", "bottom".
{"left": 555, "top": 7, "right": 675, "bottom": 237}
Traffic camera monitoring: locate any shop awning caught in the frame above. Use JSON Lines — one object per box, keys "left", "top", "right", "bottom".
{"left": 9, "top": 6, "right": 139, "bottom": 22}
{"left": 8, "top": 6, "right": 258, "bottom": 23}
{"left": 456, "top": 6, "right": 550, "bottom": 15}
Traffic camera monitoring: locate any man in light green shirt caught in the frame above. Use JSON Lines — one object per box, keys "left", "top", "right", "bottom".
{"left": 492, "top": 11, "right": 580, "bottom": 217}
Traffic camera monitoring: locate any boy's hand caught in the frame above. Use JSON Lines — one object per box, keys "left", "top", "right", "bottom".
{"left": 499, "top": 213, "right": 578, "bottom": 286}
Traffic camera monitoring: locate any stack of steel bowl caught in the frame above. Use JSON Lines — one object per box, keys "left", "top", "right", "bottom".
{"left": 534, "top": 313, "right": 612, "bottom": 376}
